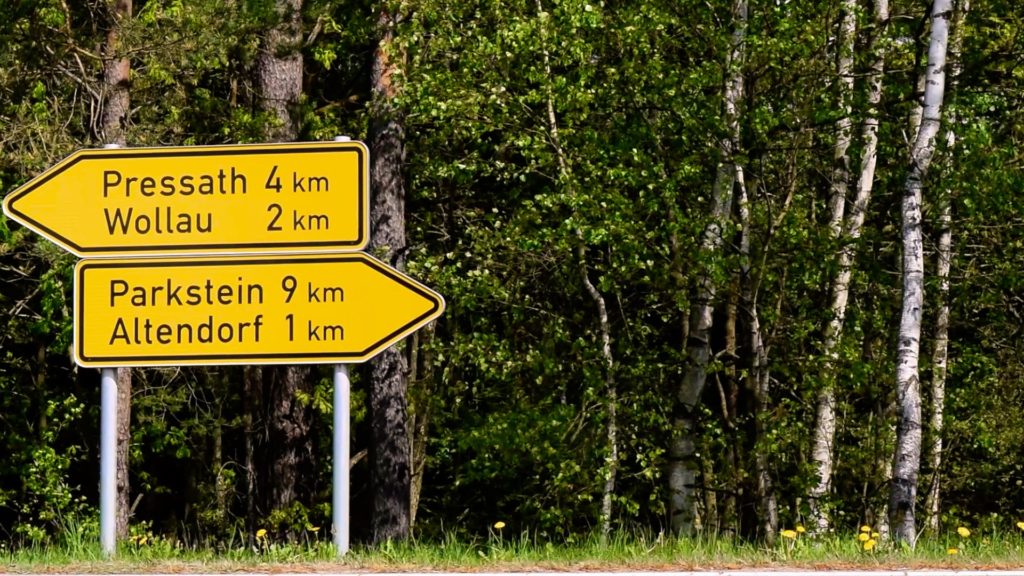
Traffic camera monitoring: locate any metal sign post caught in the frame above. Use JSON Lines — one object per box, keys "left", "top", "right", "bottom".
{"left": 3, "top": 136, "right": 444, "bottom": 558}
{"left": 333, "top": 363, "right": 350, "bottom": 555}
{"left": 99, "top": 143, "right": 120, "bottom": 557}
{"left": 332, "top": 135, "right": 351, "bottom": 557}
{"left": 100, "top": 367, "right": 117, "bottom": 556}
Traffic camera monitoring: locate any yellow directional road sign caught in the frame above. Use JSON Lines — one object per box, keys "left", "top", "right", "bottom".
{"left": 74, "top": 253, "right": 445, "bottom": 367}
{"left": 3, "top": 142, "right": 368, "bottom": 257}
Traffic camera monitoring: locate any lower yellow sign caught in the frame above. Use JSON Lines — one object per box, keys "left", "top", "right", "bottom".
{"left": 74, "top": 253, "right": 444, "bottom": 367}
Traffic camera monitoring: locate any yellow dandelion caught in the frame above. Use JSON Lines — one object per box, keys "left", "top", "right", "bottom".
{"left": 858, "top": 532, "right": 870, "bottom": 542}
{"left": 863, "top": 538, "right": 876, "bottom": 551}
{"left": 957, "top": 526, "right": 971, "bottom": 538}
{"left": 309, "top": 526, "right": 320, "bottom": 533}
{"left": 138, "top": 536, "right": 148, "bottom": 546}
{"left": 872, "top": 532, "right": 880, "bottom": 539}
{"left": 948, "top": 547, "right": 959, "bottom": 555}
{"left": 1017, "top": 521, "right": 1024, "bottom": 531}
{"left": 796, "top": 525, "right": 806, "bottom": 534}
{"left": 860, "top": 525, "right": 872, "bottom": 533}
{"left": 494, "top": 521, "right": 506, "bottom": 529}
{"left": 256, "top": 528, "right": 267, "bottom": 538}
{"left": 781, "top": 529, "right": 798, "bottom": 539}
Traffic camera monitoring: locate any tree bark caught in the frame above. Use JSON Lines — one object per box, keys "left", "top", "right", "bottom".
{"left": 252, "top": 0, "right": 312, "bottom": 531}
{"left": 737, "top": 166, "right": 778, "bottom": 543}
{"left": 669, "top": 0, "right": 746, "bottom": 537}
{"left": 408, "top": 324, "right": 436, "bottom": 529}
{"left": 810, "top": 0, "right": 890, "bottom": 534}
{"left": 256, "top": 0, "right": 303, "bottom": 142}
{"left": 368, "top": 2, "right": 411, "bottom": 543}
{"left": 925, "top": 0, "right": 967, "bottom": 533}
{"left": 242, "top": 365, "right": 261, "bottom": 536}
{"left": 100, "top": 0, "right": 133, "bottom": 539}
{"left": 581, "top": 239, "right": 617, "bottom": 543}
{"left": 891, "top": 0, "right": 952, "bottom": 546}
{"left": 101, "top": 0, "right": 131, "bottom": 147}
{"left": 267, "top": 365, "right": 314, "bottom": 513}
{"left": 809, "top": 0, "right": 856, "bottom": 532}
{"left": 115, "top": 366, "right": 131, "bottom": 537}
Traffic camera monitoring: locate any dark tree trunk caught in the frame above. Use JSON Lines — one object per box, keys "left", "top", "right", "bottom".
{"left": 115, "top": 366, "right": 131, "bottom": 536}
{"left": 100, "top": 0, "right": 133, "bottom": 539}
{"left": 263, "top": 365, "right": 314, "bottom": 511}
{"left": 249, "top": 0, "right": 312, "bottom": 533}
{"left": 242, "top": 365, "right": 262, "bottom": 536}
{"left": 100, "top": 0, "right": 131, "bottom": 147}
{"left": 256, "top": 0, "right": 303, "bottom": 142}
{"left": 368, "top": 4, "right": 411, "bottom": 544}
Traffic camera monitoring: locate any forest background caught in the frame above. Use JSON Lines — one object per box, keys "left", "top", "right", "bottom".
{"left": 1, "top": 0, "right": 1023, "bottom": 552}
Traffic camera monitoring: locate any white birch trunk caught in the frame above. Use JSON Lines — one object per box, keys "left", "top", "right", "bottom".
{"left": 925, "top": 0, "right": 968, "bottom": 533}
{"left": 809, "top": 0, "right": 858, "bottom": 533}
{"left": 536, "top": 0, "right": 618, "bottom": 540}
{"left": 891, "top": 0, "right": 952, "bottom": 546}
{"left": 810, "top": 0, "right": 891, "bottom": 535}
{"left": 826, "top": 0, "right": 857, "bottom": 237}
{"left": 669, "top": 0, "right": 746, "bottom": 536}
{"left": 925, "top": 168, "right": 951, "bottom": 533}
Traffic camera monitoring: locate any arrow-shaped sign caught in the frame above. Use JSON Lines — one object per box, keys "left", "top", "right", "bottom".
{"left": 3, "top": 142, "right": 368, "bottom": 257}
{"left": 74, "top": 253, "right": 445, "bottom": 367}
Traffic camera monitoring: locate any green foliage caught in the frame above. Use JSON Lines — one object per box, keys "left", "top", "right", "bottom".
{"left": 1, "top": 0, "right": 1024, "bottom": 550}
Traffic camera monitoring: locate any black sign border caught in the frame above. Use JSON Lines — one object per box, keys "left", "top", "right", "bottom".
{"left": 75, "top": 254, "right": 443, "bottom": 365}
{"left": 5, "top": 143, "right": 367, "bottom": 256}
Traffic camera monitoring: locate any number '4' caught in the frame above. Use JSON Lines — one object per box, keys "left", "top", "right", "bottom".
{"left": 266, "top": 165, "right": 282, "bottom": 192}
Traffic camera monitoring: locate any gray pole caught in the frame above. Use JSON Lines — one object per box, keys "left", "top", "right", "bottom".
{"left": 99, "top": 141, "right": 122, "bottom": 557}
{"left": 333, "top": 363, "right": 351, "bottom": 555}
{"left": 100, "top": 367, "right": 117, "bottom": 556}
{"left": 332, "top": 135, "right": 352, "bottom": 556}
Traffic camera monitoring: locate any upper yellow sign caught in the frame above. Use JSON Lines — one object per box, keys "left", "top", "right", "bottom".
{"left": 75, "top": 253, "right": 445, "bottom": 367}
{"left": 2, "top": 142, "right": 368, "bottom": 257}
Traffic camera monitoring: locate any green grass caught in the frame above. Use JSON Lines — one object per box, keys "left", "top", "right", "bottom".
{"left": 5, "top": 529, "right": 1024, "bottom": 573}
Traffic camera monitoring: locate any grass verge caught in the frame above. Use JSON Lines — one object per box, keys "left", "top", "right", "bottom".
{"left": 4, "top": 528, "right": 1024, "bottom": 573}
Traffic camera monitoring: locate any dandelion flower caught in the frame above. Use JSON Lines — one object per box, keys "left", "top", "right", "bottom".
{"left": 781, "top": 529, "right": 798, "bottom": 539}
{"left": 872, "top": 532, "right": 880, "bottom": 539}
{"left": 860, "top": 525, "right": 872, "bottom": 533}
{"left": 494, "top": 521, "right": 506, "bottom": 529}
{"left": 796, "top": 525, "right": 806, "bottom": 534}
{"left": 948, "top": 547, "right": 959, "bottom": 555}
{"left": 858, "top": 533, "right": 870, "bottom": 542}
{"left": 863, "top": 539, "right": 876, "bottom": 551}
{"left": 256, "top": 528, "right": 268, "bottom": 538}
{"left": 957, "top": 526, "right": 971, "bottom": 538}
{"left": 1017, "top": 521, "right": 1024, "bottom": 531}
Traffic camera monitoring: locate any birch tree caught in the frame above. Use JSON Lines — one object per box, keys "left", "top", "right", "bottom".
{"left": 925, "top": 0, "right": 968, "bottom": 533}
{"left": 891, "top": 0, "right": 952, "bottom": 546}
{"left": 808, "top": 0, "right": 857, "bottom": 533}
{"left": 668, "top": 0, "right": 746, "bottom": 536}
{"left": 809, "top": 0, "right": 892, "bottom": 534}
{"left": 534, "top": 0, "right": 619, "bottom": 540}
